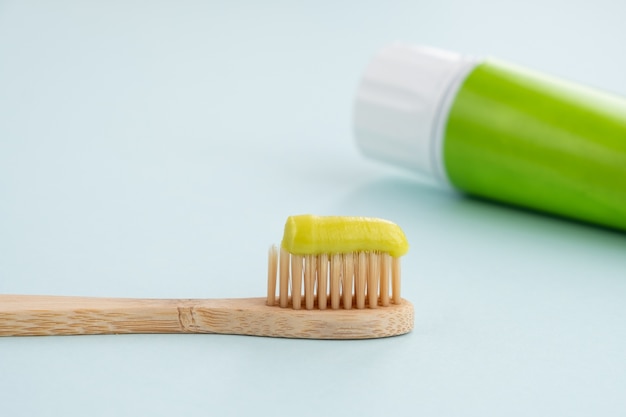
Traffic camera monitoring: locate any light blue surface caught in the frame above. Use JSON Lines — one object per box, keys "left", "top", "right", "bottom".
{"left": 2, "top": 1, "right": 626, "bottom": 416}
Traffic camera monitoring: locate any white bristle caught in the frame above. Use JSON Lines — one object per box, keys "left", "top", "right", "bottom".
{"left": 279, "top": 247, "right": 289, "bottom": 308}
{"left": 380, "top": 253, "right": 390, "bottom": 307}
{"left": 392, "top": 256, "right": 401, "bottom": 304}
{"left": 304, "top": 255, "right": 315, "bottom": 310}
{"left": 266, "top": 248, "right": 403, "bottom": 310}
{"left": 267, "top": 245, "right": 278, "bottom": 306}
{"left": 317, "top": 253, "right": 328, "bottom": 310}
{"left": 291, "top": 254, "right": 303, "bottom": 310}
{"left": 368, "top": 252, "right": 379, "bottom": 309}
{"left": 330, "top": 253, "right": 342, "bottom": 310}
{"left": 342, "top": 253, "right": 354, "bottom": 310}
{"left": 356, "top": 252, "right": 367, "bottom": 309}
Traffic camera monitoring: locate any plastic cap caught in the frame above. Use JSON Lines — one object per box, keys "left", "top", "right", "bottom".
{"left": 353, "top": 43, "right": 476, "bottom": 182}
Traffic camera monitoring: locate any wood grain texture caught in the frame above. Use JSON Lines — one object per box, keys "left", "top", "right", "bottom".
{"left": 0, "top": 295, "right": 414, "bottom": 339}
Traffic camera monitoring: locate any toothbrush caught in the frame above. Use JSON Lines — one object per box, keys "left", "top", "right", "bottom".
{"left": 0, "top": 215, "right": 414, "bottom": 339}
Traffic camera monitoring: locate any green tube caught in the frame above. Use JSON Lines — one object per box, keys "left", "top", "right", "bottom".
{"left": 444, "top": 60, "right": 626, "bottom": 230}
{"left": 354, "top": 44, "right": 626, "bottom": 231}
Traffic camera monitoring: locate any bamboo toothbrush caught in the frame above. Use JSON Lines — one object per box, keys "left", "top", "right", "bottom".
{"left": 0, "top": 215, "right": 414, "bottom": 339}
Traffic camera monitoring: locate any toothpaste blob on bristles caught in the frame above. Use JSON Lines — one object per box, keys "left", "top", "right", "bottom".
{"left": 267, "top": 215, "right": 410, "bottom": 311}
{"left": 281, "top": 215, "right": 409, "bottom": 257}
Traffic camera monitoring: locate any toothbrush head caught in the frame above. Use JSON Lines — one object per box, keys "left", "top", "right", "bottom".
{"left": 267, "top": 214, "right": 411, "bottom": 311}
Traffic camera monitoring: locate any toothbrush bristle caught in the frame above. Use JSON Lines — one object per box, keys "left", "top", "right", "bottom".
{"left": 266, "top": 246, "right": 402, "bottom": 310}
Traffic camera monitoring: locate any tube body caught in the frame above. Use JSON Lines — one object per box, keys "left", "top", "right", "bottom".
{"left": 354, "top": 45, "right": 626, "bottom": 231}
{"left": 444, "top": 60, "right": 626, "bottom": 230}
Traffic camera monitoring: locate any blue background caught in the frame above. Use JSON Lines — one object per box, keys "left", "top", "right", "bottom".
{"left": 1, "top": 1, "right": 626, "bottom": 415}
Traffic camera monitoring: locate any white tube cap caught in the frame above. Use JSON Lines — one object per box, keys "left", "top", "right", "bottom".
{"left": 353, "top": 43, "right": 476, "bottom": 182}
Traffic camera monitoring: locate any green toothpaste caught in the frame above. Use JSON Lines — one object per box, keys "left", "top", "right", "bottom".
{"left": 354, "top": 44, "right": 626, "bottom": 231}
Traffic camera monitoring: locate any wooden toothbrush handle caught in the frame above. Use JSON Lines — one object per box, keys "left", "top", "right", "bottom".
{"left": 0, "top": 295, "right": 272, "bottom": 337}
{"left": 0, "top": 294, "right": 414, "bottom": 339}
